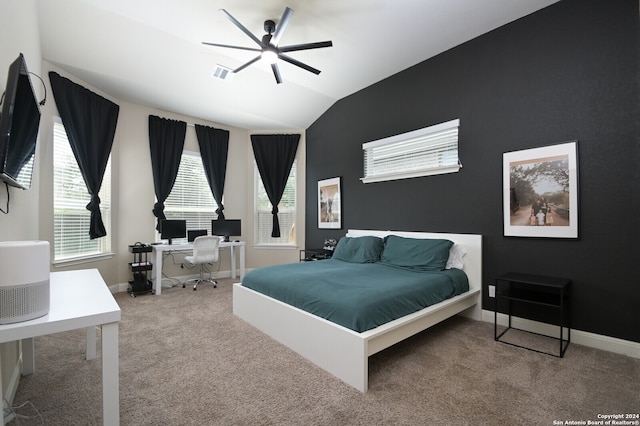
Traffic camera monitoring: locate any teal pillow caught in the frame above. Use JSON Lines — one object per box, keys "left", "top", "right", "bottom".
{"left": 332, "top": 236, "right": 384, "bottom": 263}
{"left": 380, "top": 235, "right": 453, "bottom": 271}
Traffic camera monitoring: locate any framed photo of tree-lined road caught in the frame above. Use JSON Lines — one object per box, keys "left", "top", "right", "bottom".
{"left": 503, "top": 141, "right": 579, "bottom": 238}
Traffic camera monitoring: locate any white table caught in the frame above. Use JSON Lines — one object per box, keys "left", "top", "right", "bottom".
{"left": 151, "top": 240, "right": 245, "bottom": 295}
{"left": 0, "top": 269, "right": 121, "bottom": 426}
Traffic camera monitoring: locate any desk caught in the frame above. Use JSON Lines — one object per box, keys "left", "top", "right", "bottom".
{"left": 0, "top": 269, "right": 121, "bottom": 425}
{"left": 151, "top": 240, "right": 245, "bottom": 295}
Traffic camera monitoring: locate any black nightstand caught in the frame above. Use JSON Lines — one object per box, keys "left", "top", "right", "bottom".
{"left": 494, "top": 272, "right": 571, "bottom": 357}
{"left": 299, "top": 249, "right": 333, "bottom": 262}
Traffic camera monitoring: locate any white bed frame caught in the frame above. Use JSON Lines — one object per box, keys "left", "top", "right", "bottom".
{"left": 233, "top": 230, "right": 482, "bottom": 392}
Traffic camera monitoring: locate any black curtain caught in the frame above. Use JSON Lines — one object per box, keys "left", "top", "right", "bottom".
{"left": 251, "top": 134, "right": 299, "bottom": 238}
{"left": 195, "top": 124, "right": 229, "bottom": 220}
{"left": 48, "top": 72, "right": 119, "bottom": 239}
{"left": 148, "top": 115, "right": 186, "bottom": 230}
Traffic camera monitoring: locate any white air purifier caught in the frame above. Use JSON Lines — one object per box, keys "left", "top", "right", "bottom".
{"left": 0, "top": 240, "right": 50, "bottom": 324}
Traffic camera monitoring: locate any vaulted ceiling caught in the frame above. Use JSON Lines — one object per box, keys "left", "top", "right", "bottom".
{"left": 37, "top": 0, "right": 559, "bottom": 129}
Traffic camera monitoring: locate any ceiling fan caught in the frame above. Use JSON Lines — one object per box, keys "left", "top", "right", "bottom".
{"left": 202, "top": 7, "right": 333, "bottom": 84}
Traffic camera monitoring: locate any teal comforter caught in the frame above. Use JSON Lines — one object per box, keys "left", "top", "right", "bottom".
{"left": 241, "top": 259, "right": 469, "bottom": 333}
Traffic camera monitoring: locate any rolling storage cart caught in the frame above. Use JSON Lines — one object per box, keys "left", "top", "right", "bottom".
{"left": 128, "top": 242, "right": 153, "bottom": 297}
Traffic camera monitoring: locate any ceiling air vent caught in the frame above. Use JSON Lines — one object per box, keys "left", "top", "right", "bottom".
{"left": 212, "top": 64, "right": 234, "bottom": 81}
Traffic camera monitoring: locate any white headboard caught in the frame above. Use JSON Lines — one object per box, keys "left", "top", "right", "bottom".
{"left": 346, "top": 229, "right": 483, "bottom": 293}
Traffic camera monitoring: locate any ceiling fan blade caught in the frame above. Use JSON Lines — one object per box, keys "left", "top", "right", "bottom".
{"left": 271, "top": 7, "right": 294, "bottom": 46}
{"left": 201, "top": 42, "right": 262, "bottom": 52}
{"left": 234, "top": 55, "right": 262, "bottom": 73}
{"left": 219, "top": 9, "right": 265, "bottom": 48}
{"left": 278, "top": 54, "right": 321, "bottom": 75}
{"left": 271, "top": 63, "right": 283, "bottom": 84}
{"left": 279, "top": 41, "right": 333, "bottom": 53}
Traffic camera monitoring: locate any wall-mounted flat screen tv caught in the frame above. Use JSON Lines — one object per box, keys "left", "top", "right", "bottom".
{"left": 0, "top": 53, "right": 41, "bottom": 190}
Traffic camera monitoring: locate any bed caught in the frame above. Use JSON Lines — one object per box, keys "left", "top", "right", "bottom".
{"left": 233, "top": 229, "right": 482, "bottom": 392}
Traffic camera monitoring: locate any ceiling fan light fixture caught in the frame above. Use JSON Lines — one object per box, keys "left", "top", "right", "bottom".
{"left": 261, "top": 48, "right": 278, "bottom": 64}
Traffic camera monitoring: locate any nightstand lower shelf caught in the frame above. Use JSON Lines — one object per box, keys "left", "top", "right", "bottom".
{"left": 494, "top": 272, "right": 571, "bottom": 358}
{"left": 495, "top": 325, "right": 570, "bottom": 358}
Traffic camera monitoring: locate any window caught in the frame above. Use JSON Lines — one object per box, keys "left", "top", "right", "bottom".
{"left": 158, "top": 151, "right": 218, "bottom": 242}
{"left": 255, "top": 160, "right": 296, "bottom": 245}
{"left": 53, "top": 119, "right": 111, "bottom": 262}
{"left": 361, "top": 119, "right": 461, "bottom": 183}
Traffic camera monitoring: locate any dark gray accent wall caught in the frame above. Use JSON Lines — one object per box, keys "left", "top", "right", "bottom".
{"left": 305, "top": 0, "right": 639, "bottom": 343}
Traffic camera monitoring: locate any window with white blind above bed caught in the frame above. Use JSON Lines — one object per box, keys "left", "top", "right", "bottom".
{"left": 361, "top": 119, "right": 461, "bottom": 183}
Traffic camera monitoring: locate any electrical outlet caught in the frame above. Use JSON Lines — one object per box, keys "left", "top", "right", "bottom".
{"left": 488, "top": 285, "right": 495, "bottom": 298}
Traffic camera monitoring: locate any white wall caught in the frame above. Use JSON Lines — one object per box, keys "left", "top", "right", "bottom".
{"left": 37, "top": 64, "right": 305, "bottom": 287}
{"left": 0, "top": 0, "right": 41, "bottom": 408}
{"left": 0, "top": 0, "right": 306, "bottom": 406}
{"left": 112, "top": 100, "right": 255, "bottom": 284}
{"left": 0, "top": 0, "right": 41, "bottom": 241}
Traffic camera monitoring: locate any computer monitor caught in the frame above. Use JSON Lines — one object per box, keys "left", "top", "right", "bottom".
{"left": 187, "top": 229, "right": 207, "bottom": 242}
{"left": 159, "top": 219, "right": 186, "bottom": 245}
{"left": 212, "top": 219, "right": 241, "bottom": 242}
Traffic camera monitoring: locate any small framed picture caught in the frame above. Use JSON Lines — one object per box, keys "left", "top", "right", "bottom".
{"left": 503, "top": 141, "right": 579, "bottom": 238}
{"left": 318, "top": 177, "right": 341, "bottom": 229}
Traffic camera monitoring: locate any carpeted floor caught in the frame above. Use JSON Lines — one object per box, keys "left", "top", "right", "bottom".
{"left": 9, "top": 278, "right": 640, "bottom": 425}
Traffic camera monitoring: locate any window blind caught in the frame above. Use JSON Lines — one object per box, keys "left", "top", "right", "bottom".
{"left": 361, "top": 119, "right": 461, "bottom": 183}
{"left": 255, "top": 160, "right": 296, "bottom": 245}
{"left": 159, "top": 151, "right": 218, "bottom": 242}
{"left": 53, "top": 120, "right": 111, "bottom": 261}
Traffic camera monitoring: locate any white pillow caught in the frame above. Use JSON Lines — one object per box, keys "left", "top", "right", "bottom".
{"left": 445, "top": 244, "right": 466, "bottom": 270}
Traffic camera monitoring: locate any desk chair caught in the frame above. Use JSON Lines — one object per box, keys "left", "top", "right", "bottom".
{"left": 183, "top": 236, "right": 220, "bottom": 290}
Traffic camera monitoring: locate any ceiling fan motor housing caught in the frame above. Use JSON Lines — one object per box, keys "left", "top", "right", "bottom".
{"left": 264, "top": 19, "right": 276, "bottom": 34}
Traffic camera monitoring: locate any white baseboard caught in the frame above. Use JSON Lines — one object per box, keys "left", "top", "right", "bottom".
{"left": 482, "top": 309, "right": 640, "bottom": 359}
{"left": 108, "top": 270, "right": 234, "bottom": 294}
